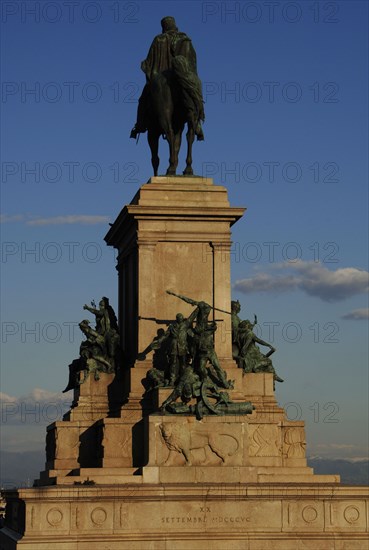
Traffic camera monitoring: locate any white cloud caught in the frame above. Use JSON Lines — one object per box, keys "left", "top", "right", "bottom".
{"left": 25, "top": 387, "right": 70, "bottom": 402}
{"left": 1, "top": 388, "right": 72, "bottom": 427}
{"left": 342, "top": 308, "right": 369, "bottom": 320}
{"left": 234, "top": 272, "right": 297, "bottom": 293}
{"left": 234, "top": 261, "right": 369, "bottom": 302}
{"left": 27, "top": 215, "right": 109, "bottom": 226}
{"left": 0, "top": 214, "right": 109, "bottom": 226}
{"left": 288, "top": 261, "right": 369, "bottom": 301}
{"left": 0, "top": 214, "right": 25, "bottom": 224}
{"left": 0, "top": 392, "right": 17, "bottom": 403}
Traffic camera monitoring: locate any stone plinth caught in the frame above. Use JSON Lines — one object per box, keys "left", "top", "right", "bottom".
{"left": 36, "top": 372, "right": 124, "bottom": 484}
{"left": 96, "top": 175, "right": 249, "bottom": 469}
{"left": 104, "top": 177, "right": 245, "bottom": 369}
{"left": 2, "top": 177, "right": 368, "bottom": 549}
{"left": 34, "top": 374, "right": 335, "bottom": 487}
{"left": 1, "top": 484, "right": 368, "bottom": 549}
{"left": 143, "top": 373, "right": 337, "bottom": 485}
{"left": 64, "top": 371, "right": 123, "bottom": 422}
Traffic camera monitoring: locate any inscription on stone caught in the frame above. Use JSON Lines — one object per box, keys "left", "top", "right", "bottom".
{"left": 199, "top": 506, "right": 210, "bottom": 512}
{"left": 160, "top": 515, "right": 250, "bottom": 525}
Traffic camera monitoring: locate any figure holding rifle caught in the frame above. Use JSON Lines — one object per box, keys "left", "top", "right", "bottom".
{"left": 166, "top": 290, "right": 233, "bottom": 389}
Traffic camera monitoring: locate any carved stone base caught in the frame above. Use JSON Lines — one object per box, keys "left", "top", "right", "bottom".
{"left": 37, "top": 374, "right": 326, "bottom": 485}
{"left": 1, "top": 484, "right": 368, "bottom": 549}
{"left": 144, "top": 414, "right": 337, "bottom": 484}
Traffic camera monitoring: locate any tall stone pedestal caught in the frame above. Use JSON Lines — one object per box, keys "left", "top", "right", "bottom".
{"left": 104, "top": 177, "right": 244, "bottom": 368}
{"left": 1, "top": 177, "right": 368, "bottom": 549}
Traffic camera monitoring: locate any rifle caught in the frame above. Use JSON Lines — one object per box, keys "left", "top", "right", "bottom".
{"left": 166, "top": 290, "right": 232, "bottom": 315}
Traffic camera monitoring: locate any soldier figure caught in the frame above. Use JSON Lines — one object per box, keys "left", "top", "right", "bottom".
{"left": 150, "top": 309, "right": 198, "bottom": 385}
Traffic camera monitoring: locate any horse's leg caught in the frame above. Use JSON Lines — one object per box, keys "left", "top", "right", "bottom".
{"left": 183, "top": 124, "right": 195, "bottom": 175}
{"left": 162, "top": 116, "right": 180, "bottom": 176}
{"left": 148, "top": 129, "right": 160, "bottom": 176}
{"left": 165, "top": 127, "right": 176, "bottom": 176}
{"left": 157, "top": 98, "right": 176, "bottom": 175}
{"left": 171, "top": 129, "right": 182, "bottom": 175}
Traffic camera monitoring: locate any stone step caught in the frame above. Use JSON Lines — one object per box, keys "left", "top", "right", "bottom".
{"left": 142, "top": 466, "right": 340, "bottom": 485}
{"left": 36, "top": 467, "right": 142, "bottom": 486}
{"left": 258, "top": 473, "right": 340, "bottom": 483}
{"left": 52, "top": 474, "right": 143, "bottom": 485}
{"left": 254, "top": 467, "right": 314, "bottom": 475}
{"left": 38, "top": 467, "right": 338, "bottom": 487}
{"left": 72, "top": 467, "right": 139, "bottom": 476}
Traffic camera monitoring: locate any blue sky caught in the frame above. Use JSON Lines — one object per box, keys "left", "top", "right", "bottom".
{"left": 1, "top": 0, "right": 368, "bottom": 462}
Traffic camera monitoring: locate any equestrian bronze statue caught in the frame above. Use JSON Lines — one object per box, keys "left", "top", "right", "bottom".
{"left": 130, "top": 16, "right": 205, "bottom": 176}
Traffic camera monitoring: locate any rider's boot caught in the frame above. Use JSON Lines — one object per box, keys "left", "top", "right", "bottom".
{"left": 130, "top": 126, "right": 139, "bottom": 139}
{"left": 130, "top": 122, "right": 148, "bottom": 139}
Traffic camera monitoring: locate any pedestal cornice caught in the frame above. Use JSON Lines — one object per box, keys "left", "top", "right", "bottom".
{"left": 104, "top": 178, "right": 246, "bottom": 249}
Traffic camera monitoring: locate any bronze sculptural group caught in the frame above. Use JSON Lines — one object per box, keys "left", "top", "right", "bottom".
{"left": 130, "top": 16, "right": 205, "bottom": 176}
{"left": 63, "top": 297, "right": 121, "bottom": 392}
{"left": 146, "top": 291, "right": 232, "bottom": 392}
{"left": 144, "top": 291, "right": 287, "bottom": 418}
{"left": 61, "top": 290, "right": 282, "bottom": 419}
{"left": 142, "top": 293, "right": 283, "bottom": 416}
{"left": 231, "top": 300, "right": 283, "bottom": 385}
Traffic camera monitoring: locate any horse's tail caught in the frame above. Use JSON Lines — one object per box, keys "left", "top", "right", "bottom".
{"left": 172, "top": 56, "right": 205, "bottom": 123}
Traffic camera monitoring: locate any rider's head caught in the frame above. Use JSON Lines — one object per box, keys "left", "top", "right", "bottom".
{"left": 176, "top": 313, "right": 184, "bottom": 323}
{"left": 161, "top": 16, "right": 178, "bottom": 33}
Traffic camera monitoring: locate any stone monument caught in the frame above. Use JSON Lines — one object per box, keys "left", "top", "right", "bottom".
{"left": 1, "top": 17, "right": 368, "bottom": 550}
